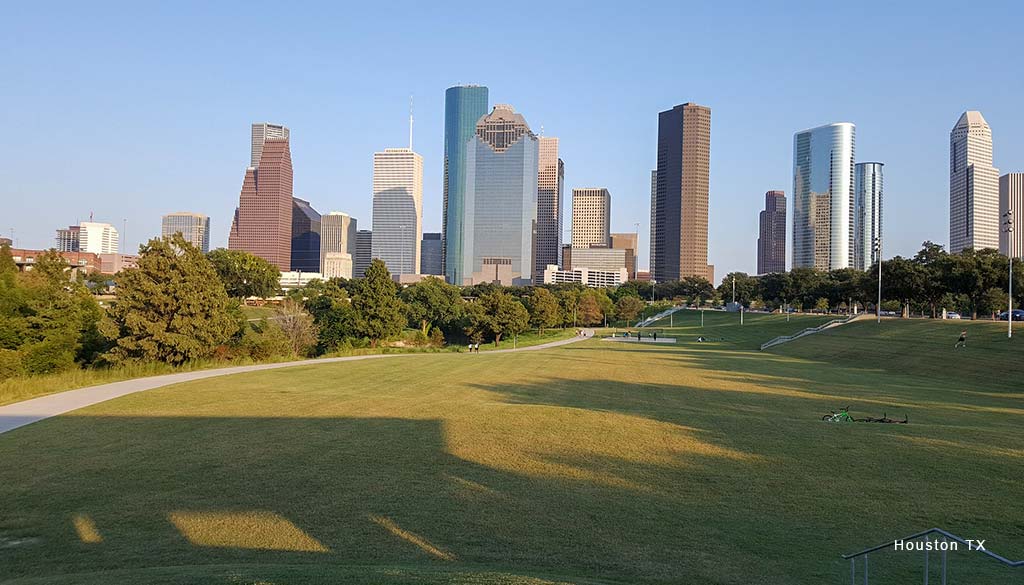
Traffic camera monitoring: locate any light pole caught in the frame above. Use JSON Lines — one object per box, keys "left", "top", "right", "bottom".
{"left": 1005, "top": 210, "right": 1014, "bottom": 339}
{"left": 874, "top": 237, "right": 882, "bottom": 324}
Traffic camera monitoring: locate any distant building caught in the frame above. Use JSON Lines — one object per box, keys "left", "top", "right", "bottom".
{"left": 572, "top": 188, "right": 611, "bottom": 249}
{"left": 291, "top": 197, "right": 321, "bottom": 272}
{"left": 443, "top": 85, "right": 489, "bottom": 284}
{"left": 0, "top": 237, "right": 11, "bottom": 247}
{"left": 161, "top": 212, "right": 210, "bottom": 252}
{"left": 421, "top": 232, "right": 442, "bottom": 275}
{"left": 99, "top": 253, "right": 139, "bottom": 275}
{"left": 78, "top": 222, "right": 119, "bottom": 255}
{"left": 372, "top": 148, "right": 423, "bottom": 277}
{"left": 55, "top": 225, "right": 80, "bottom": 252}
{"left": 279, "top": 271, "right": 322, "bottom": 290}
{"left": 542, "top": 264, "right": 627, "bottom": 288}
{"left": 320, "top": 212, "right": 357, "bottom": 279}
{"left": 535, "top": 137, "right": 564, "bottom": 283}
{"left": 570, "top": 247, "right": 629, "bottom": 274}
{"left": 8, "top": 248, "right": 99, "bottom": 276}
{"left": 854, "top": 164, "right": 884, "bottom": 270}
{"left": 635, "top": 270, "right": 652, "bottom": 282}
{"left": 950, "top": 111, "right": 999, "bottom": 253}
{"left": 561, "top": 244, "right": 572, "bottom": 270}
{"left": 757, "top": 191, "right": 787, "bottom": 275}
{"left": 1001, "top": 173, "right": 1024, "bottom": 258}
{"left": 470, "top": 257, "right": 516, "bottom": 286}
{"left": 354, "top": 230, "right": 373, "bottom": 278}
{"left": 648, "top": 169, "right": 657, "bottom": 276}
{"left": 457, "top": 104, "right": 539, "bottom": 286}
{"left": 792, "top": 122, "right": 856, "bottom": 270}
{"left": 610, "top": 232, "right": 638, "bottom": 279}
{"left": 652, "top": 103, "right": 712, "bottom": 282}
{"left": 229, "top": 124, "right": 293, "bottom": 271}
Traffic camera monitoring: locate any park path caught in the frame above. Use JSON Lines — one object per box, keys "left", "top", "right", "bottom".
{"left": 0, "top": 329, "right": 594, "bottom": 436}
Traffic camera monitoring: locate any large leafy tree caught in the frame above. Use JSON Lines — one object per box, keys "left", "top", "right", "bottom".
{"left": 467, "top": 290, "right": 529, "bottom": 345}
{"left": 716, "top": 272, "right": 758, "bottom": 306}
{"left": 527, "top": 287, "right": 561, "bottom": 333}
{"left": 351, "top": 259, "right": 406, "bottom": 347}
{"left": 615, "top": 294, "right": 645, "bottom": 325}
{"left": 577, "top": 289, "right": 613, "bottom": 326}
{"left": 105, "top": 235, "right": 240, "bottom": 364}
{"left": 302, "top": 280, "right": 357, "bottom": 352}
{"left": 401, "top": 276, "right": 464, "bottom": 335}
{"left": 207, "top": 248, "right": 281, "bottom": 298}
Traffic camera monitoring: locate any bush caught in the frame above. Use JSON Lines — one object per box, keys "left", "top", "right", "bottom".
{"left": 0, "top": 349, "right": 24, "bottom": 378}
{"left": 21, "top": 337, "right": 77, "bottom": 375}
{"left": 238, "top": 321, "right": 293, "bottom": 361}
{"left": 429, "top": 327, "right": 445, "bottom": 347}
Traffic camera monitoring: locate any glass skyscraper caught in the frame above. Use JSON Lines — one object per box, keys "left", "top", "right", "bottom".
{"left": 442, "top": 85, "right": 489, "bottom": 284}
{"left": 460, "top": 104, "right": 539, "bottom": 285}
{"left": 291, "top": 197, "right": 321, "bottom": 272}
{"left": 792, "top": 123, "right": 855, "bottom": 271}
{"left": 854, "top": 162, "right": 884, "bottom": 270}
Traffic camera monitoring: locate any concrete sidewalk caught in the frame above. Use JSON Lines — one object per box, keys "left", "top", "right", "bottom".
{"left": 0, "top": 329, "right": 593, "bottom": 436}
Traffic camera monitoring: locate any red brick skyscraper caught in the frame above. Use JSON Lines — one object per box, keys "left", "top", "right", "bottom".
{"left": 228, "top": 135, "right": 293, "bottom": 270}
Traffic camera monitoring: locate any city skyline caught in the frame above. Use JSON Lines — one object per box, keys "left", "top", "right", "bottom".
{"left": 4, "top": 2, "right": 1024, "bottom": 278}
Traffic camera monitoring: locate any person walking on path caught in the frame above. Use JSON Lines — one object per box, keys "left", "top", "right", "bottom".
{"left": 653, "top": 331, "right": 658, "bottom": 342}
{"left": 954, "top": 329, "right": 968, "bottom": 349}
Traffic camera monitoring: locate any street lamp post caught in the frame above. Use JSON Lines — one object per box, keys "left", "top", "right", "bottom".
{"left": 874, "top": 237, "right": 882, "bottom": 324}
{"left": 1005, "top": 210, "right": 1014, "bottom": 339}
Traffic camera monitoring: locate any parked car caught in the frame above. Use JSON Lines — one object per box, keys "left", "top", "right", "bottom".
{"left": 946, "top": 312, "right": 962, "bottom": 320}
{"left": 997, "top": 309, "right": 1024, "bottom": 321}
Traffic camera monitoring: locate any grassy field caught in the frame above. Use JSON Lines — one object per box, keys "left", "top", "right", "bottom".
{"left": 1, "top": 312, "right": 1021, "bottom": 584}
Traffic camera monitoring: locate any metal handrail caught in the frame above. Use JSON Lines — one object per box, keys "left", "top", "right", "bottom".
{"left": 759, "top": 315, "right": 854, "bottom": 350}
{"left": 843, "top": 527, "right": 1024, "bottom": 567}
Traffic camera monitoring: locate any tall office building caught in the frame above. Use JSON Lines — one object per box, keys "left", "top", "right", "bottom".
{"left": 649, "top": 170, "right": 656, "bottom": 276}
{"left": 792, "top": 122, "right": 856, "bottom": 270}
{"left": 1001, "top": 173, "right": 1024, "bottom": 258}
{"left": 854, "top": 163, "right": 884, "bottom": 270}
{"left": 55, "top": 225, "right": 81, "bottom": 252}
{"left": 459, "top": 104, "right": 539, "bottom": 285}
{"left": 291, "top": 197, "right": 321, "bottom": 272}
{"left": 371, "top": 148, "right": 423, "bottom": 276}
{"left": 535, "top": 136, "right": 564, "bottom": 283}
{"left": 421, "top": 232, "right": 442, "bottom": 275}
{"left": 161, "top": 212, "right": 210, "bottom": 252}
{"left": 572, "top": 188, "right": 611, "bottom": 249}
{"left": 228, "top": 125, "right": 293, "bottom": 271}
{"left": 78, "top": 222, "right": 119, "bottom": 255}
{"left": 652, "top": 103, "right": 712, "bottom": 282}
{"left": 757, "top": 191, "right": 787, "bottom": 275}
{"left": 353, "top": 229, "right": 373, "bottom": 278}
{"left": 320, "top": 212, "right": 357, "bottom": 279}
{"left": 950, "top": 111, "right": 999, "bottom": 253}
{"left": 610, "top": 232, "right": 638, "bottom": 279}
{"left": 442, "top": 85, "right": 489, "bottom": 284}
{"left": 251, "top": 123, "right": 289, "bottom": 169}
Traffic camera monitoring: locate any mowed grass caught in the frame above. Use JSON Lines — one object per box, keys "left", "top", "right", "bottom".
{"left": 0, "top": 312, "right": 1022, "bottom": 584}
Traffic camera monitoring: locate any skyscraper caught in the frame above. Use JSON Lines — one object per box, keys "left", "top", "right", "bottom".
{"left": 229, "top": 124, "right": 293, "bottom": 271}
{"left": 649, "top": 170, "right": 656, "bottom": 275}
{"left": 757, "top": 191, "right": 787, "bottom": 275}
{"left": 460, "top": 104, "right": 539, "bottom": 285}
{"left": 950, "top": 111, "right": 999, "bottom": 253}
{"left": 354, "top": 230, "right": 373, "bottom": 278}
{"left": 291, "top": 197, "right": 321, "bottom": 272}
{"left": 371, "top": 148, "right": 423, "bottom": 276}
{"left": 78, "top": 222, "right": 119, "bottom": 255}
{"left": 572, "top": 188, "right": 611, "bottom": 249}
{"left": 320, "top": 211, "right": 357, "bottom": 279}
{"left": 442, "top": 85, "right": 489, "bottom": 284}
{"left": 652, "top": 103, "right": 712, "bottom": 282}
{"left": 1000, "top": 173, "right": 1024, "bottom": 258}
{"left": 610, "top": 232, "right": 638, "bottom": 279}
{"left": 854, "top": 163, "right": 884, "bottom": 270}
{"left": 792, "top": 123, "right": 856, "bottom": 270}
{"left": 535, "top": 136, "right": 564, "bottom": 283}
{"left": 251, "top": 123, "right": 289, "bottom": 168}
{"left": 421, "top": 232, "right": 442, "bottom": 275}
{"left": 55, "top": 225, "right": 80, "bottom": 252}
{"left": 161, "top": 212, "right": 210, "bottom": 252}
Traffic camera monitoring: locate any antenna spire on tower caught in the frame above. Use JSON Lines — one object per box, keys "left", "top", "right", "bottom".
{"left": 409, "top": 95, "right": 414, "bottom": 150}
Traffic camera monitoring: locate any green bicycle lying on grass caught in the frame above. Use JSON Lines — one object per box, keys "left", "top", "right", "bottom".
{"left": 822, "top": 406, "right": 908, "bottom": 424}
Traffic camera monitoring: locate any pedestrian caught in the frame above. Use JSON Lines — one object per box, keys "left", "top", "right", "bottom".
{"left": 954, "top": 329, "right": 967, "bottom": 349}
{"left": 653, "top": 331, "right": 658, "bottom": 342}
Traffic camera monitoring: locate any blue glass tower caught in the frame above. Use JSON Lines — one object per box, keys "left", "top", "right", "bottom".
{"left": 443, "top": 85, "right": 489, "bottom": 284}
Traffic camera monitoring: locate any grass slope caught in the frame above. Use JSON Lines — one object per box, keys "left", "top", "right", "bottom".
{"left": 0, "top": 312, "right": 1021, "bottom": 584}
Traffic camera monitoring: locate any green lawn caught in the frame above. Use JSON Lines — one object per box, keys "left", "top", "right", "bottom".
{"left": 1, "top": 312, "right": 1021, "bottom": 584}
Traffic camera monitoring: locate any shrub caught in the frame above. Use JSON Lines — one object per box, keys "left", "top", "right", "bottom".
{"left": 0, "top": 348, "right": 24, "bottom": 378}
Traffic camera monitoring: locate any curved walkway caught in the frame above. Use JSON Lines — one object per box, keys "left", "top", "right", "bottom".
{"left": 0, "top": 329, "right": 594, "bottom": 436}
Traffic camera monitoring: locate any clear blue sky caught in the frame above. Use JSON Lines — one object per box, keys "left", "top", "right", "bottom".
{"left": 3, "top": 0, "right": 1022, "bottom": 279}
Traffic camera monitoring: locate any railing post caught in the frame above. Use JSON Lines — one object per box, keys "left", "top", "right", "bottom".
{"left": 941, "top": 538, "right": 947, "bottom": 585}
{"left": 864, "top": 553, "right": 868, "bottom": 585}
{"left": 850, "top": 557, "right": 855, "bottom": 585}
{"left": 925, "top": 547, "right": 929, "bottom": 584}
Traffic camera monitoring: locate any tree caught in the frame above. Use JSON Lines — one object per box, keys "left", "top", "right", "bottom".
{"left": 717, "top": 272, "right": 758, "bottom": 306}
{"left": 615, "top": 295, "right": 645, "bottom": 326}
{"left": 303, "top": 280, "right": 357, "bottom": 353}
{"left": 466, "top": 290, "right": 529, "bottom": 345}
{"left": 555, "top": 287, "right": 582, "bottom": 327}
{"left": 207, "top": 248, "right": 280, "bottom": 298}
{"left": 351, "top": 259, "right": 406, "bottom": 347}
{"left": 527, "top": 288, "right": 561, "bottom": 332}
{"left": 274, "top": 299, "right": 318, "bottom": 356}
{"left": 401, "top": 276, "right": 464, "bottom": 335}
{"left": 105, "top": 235, "right": 240, "bottom": 364}
{"left": 913, "top": 242, "right": 949, "bottom": 318}
{"left": 577, "top": 291, "right": 604, "bottom": 326}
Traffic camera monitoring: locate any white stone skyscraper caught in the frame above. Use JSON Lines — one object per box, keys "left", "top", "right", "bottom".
{"left": 535, "top": 136, "right": 564, "bottom": 283}
{"left": 950, "top": 111, "right": 999, "bottom": 253}
{"left": 572, "top": 188, "right": 611, "bottom": 249}
{"left": 792, "top": 122, "right": 856, "bottom": 270}
{"left": 371, "top": 148, "right": 423, "bottom": 276}
{"left": 251, "top": 123, "right": 289, "bottom": 169}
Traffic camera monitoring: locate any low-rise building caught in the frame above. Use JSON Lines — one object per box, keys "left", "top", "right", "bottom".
{"left": 279, "top": 271, "right": 323, "bottom": 290}
{"left": 542, "top": 264, "right": 627, "bottom": 288}
{"left": 8, "top": 248, "right": 100, "bottom": 276}
{"left": 99, "top": 253, "right": 139, "bottom": 274}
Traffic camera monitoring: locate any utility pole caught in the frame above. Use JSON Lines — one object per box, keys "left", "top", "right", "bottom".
{"left": 1005, "top": 210, "right": 1015, "bottom": 339}
{"left": 874, "top": 237, "right": 882, "bottom": 324}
